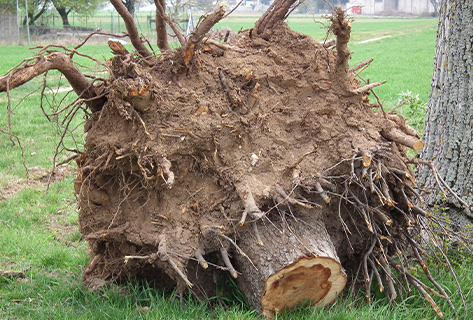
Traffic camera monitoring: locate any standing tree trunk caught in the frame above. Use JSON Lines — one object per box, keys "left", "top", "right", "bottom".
{"left": 122, "top": 0, "right": 135, "bottom": 17}
{"left": 54, "top": 6, "right": 71, "bottom": 26}
{"left": 419, "top": 0, "right": 473, "bottom": 221}
{"left": 429, "top": 0, "right": 441, "bottom": 15}
{"left": 22, "top": 2, "right": 48, "bottom": 26}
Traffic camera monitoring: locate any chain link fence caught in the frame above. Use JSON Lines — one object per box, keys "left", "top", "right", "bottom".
{"left": 0, "top": 6, "right": 159, "bottom": 45}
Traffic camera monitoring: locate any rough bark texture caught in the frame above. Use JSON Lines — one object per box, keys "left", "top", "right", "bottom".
{"left": 419, "top": 0, "right": 473, "bottom": 222}
{"left": 154, "top": 0, "right": 171, "bottom": 52}
{"left": 55, "top": 7, "right": 70, "bottom": 26}
{"left": 254, "top": 0, "right": 299, "bottom": 38}
{"left": 123, "top": 0, "right": 136, "bottom": 17}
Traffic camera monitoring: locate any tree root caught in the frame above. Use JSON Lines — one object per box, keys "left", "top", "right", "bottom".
{"left": 182, "top": 6, "right": 226, "bottom": 66}
{"left": 221, "top": 247, "right": 239, "bottom": 278}
{"left": 329, "top": 7, "right": 352, "bottom": 84}
{"left": 353, "top": 81, "right": 386, "bottom": 94}
{"left": 382, "top": 127, "right": 424, "bottom": 151}
{"left": 350, "top": 58, "right": 374, "bottom": 73}
{"left": 254, "top": 0, "right": 301, "bottom": 38}
{"left": 236, "top": 184, "right": 265, "bottom": 226}
{"left": 330, "top": 149, "right": 466, "bottom": 317}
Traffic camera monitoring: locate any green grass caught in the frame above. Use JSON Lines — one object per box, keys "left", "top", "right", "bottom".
{"left": 1, "top": 15, "right": 472, "bottom": 320}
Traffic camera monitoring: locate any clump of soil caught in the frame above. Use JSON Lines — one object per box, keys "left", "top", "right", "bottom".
{"left": 76, "top": 19, "right": 422, "bottom": 316}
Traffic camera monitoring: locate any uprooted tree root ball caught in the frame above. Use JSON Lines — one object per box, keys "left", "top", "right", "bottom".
{"left": 1, "top": 4, "right": 469, "bottom": 318}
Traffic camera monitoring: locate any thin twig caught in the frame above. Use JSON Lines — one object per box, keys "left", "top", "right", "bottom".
{"left": 220, "top": 247, "right": 238, "bottom": 278}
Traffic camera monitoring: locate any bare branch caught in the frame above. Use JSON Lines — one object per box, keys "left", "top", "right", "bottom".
{"left": 110, "top": 0, "right": 151, "bottom": 57}
{"left": 183, "top": 5, "right": 226, "bottom": 65}
{"left": 154, "top": 0, "right": 171, "bottom": 51}
{"left": 0, "top": 52, "right": 105, "bottom": 112}
{"left": 254, "top": 0, "right": 300, "bottom": 37}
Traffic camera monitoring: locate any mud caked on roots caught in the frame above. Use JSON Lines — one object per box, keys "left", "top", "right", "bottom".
{"left": 0, "top": 3, "right": 460, "bottom": 318}
{"left": 77, "top": 10, "right": 429, "bottom": 318}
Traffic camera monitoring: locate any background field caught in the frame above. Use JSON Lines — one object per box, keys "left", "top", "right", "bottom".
{"left": 2, "top": 15, "right": 471, "bottom": 320}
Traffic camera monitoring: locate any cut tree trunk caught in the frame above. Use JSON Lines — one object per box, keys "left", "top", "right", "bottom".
{"left": 235, "top": 217, "right": 346, "bottom": 317}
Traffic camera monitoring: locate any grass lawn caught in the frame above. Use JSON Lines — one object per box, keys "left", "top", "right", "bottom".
{"left": 2, "top": 14, "right": 471, "bottom": 320}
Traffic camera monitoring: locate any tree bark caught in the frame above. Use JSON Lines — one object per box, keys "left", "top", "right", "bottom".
{"left": 154, "top": 0, "right": 171, "bottom": 52}
{"left": 419, "top": 0, "right": 473, "bottom": 220}
{"left": 122, "top": 0, "right": 135, "bottom": 17}
{"left": 23, "top": 2, "right": 48, "bottom": 26}
{"left": 254, "top": 0, "right": 299, "bottom": 38}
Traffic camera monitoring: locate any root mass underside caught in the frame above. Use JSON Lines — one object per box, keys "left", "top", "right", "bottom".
{"left": 0, "top": 6, "right": 455, "bottom": 318}
{"left": 73, "top": 18, "right": 441, "bottom": 316}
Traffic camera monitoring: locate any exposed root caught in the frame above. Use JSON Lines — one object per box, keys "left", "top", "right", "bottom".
{"left": 109, "top": 0, "right": 151, "bottom": 57}
{"left": 252, "top": 222, "right": 264, "bottom": 246}
{"left": 3, "top": 5, "right": 471, "bottom": 318}
{"left": 0, "top": 52, "right": 106, "bottom": 112}
{"left": 153, "top": 0, "right": 171, "bottom": 51}
{"left": 352, "top": 81, "right": 386, "bottom": 94}
{"left": 221, "top": 247, "right": 239, "bottom": 278}
{"left": 254, "top": 0, "right": 301, "bottom": 37}
{"left": 382, "top": 127, "right": 424, "bottom": 151}
{"left": 318, "top": 148, "right": 467, "bottom": 316}
{"left": 329, "top": 7, "right": 353, "bottom": 85}
{"left": 168, "top": 257, "right": 193, "bottom": 288}
{"left": 195, "top": 247, "right": 209, "bottom": 269}
{"left": 158, "top": 157, "right": 175, "bottom": 188}
{"left": 237, "top": 184, "right": 265, "bottom": 226}
{"left": 183, "top": 6, "right": 226, "bottom": 66}
{"left": 350, "top": 58, "right": 374, "bottom": 73}
{"left": 313, "top": 181, "right": 332, "bottom": 204}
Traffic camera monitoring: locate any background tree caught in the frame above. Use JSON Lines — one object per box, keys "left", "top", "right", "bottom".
{"left": 22, "top": 0, "right": 49, "bottom": 25}
{"left": 299, "top": 0, "right": 349, "bottom": 14}
{"left": 419, "top": 0, "right": 473, "bottom": 223}
{"left": 167, "top": 0, "right": 197, "bottom": 22}
{"left": 122, "top": 0, "right": 136, "bottom": 16}
{"left": 52, "top": 0, "right": 105, "bottom": 27}
{"left": 429, "top": 0, "right": 441, "bottom": 15}
{"left": 195, "top": 0, "right": 214, "bottom": 11}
